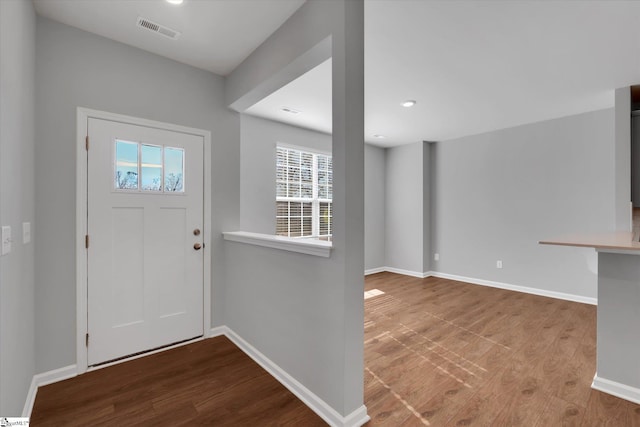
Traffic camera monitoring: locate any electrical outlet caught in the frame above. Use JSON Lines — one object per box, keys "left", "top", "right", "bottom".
{"left": 434, "top": 253, "right": 439, "bottom": 261}
{"left": 496, "top": 260, "right": 503, "bottom": 269}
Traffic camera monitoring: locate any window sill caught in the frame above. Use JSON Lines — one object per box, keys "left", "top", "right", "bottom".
{"left": 222, "top": 231, "right": 332, "bottom": 257}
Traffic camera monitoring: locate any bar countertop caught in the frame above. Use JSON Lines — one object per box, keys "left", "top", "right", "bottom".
{"left": 539, "top": 231, "right": 640, "bottom": 251}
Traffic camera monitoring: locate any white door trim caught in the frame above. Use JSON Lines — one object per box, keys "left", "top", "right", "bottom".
{"left": 76, "top": 107, "right": 212, "bottom": 374}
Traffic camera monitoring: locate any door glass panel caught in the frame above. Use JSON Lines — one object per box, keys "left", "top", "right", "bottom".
{"left": 115, "top": 140, "right": 139, "bottom": 189}
{"left": 115, "top": 141, "right": 185, "bottom": 193}
{"left": 164, "top": 147, "right": 184, "bottom": 192}
{"left": 141, "top": 144, "right": 163, "bottom": 191}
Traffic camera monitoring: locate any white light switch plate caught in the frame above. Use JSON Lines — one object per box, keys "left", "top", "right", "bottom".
{"left": 23, "top": 222, "right": 31, "bottom": 244}
{"left": 2, "top": 226, "right": 12, "bottom": 255}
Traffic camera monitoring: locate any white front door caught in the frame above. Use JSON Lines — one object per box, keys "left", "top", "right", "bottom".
{"left": 87, "top": 118, "right": 204, "bottom": 366}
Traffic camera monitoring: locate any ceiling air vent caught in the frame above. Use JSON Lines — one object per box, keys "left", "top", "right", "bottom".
{"left": 136, "top": 17, "right": 181, "bottom": 40}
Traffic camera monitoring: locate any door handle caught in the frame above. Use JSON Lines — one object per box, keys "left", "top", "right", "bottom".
{"left": 194, "top": 243, "right": 202, "bottom": 250}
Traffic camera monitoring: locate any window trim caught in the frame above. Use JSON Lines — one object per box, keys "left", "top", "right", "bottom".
{"left": 277, "top": 142, "right": 330, "bottom": 157}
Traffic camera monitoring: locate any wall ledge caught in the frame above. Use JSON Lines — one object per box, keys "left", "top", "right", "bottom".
{"left": 223, "top": 231, "right": 332, "bottom": 257}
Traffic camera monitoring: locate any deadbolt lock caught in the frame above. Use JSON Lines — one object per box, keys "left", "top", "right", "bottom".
{"left": 193, "top": 228, "right": 201, "bottom": 236}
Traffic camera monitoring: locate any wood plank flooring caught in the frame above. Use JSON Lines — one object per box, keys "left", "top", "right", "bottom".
{"left": 364, "top": 272, "right": 640, "bottom": 426}
{"left": 30, "top": 336, "right": 326, "bottom": 426}
{"left": 31, "top": 273, "right": 640, "bottom": 426}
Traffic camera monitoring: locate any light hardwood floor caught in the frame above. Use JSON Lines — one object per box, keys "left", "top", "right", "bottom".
{"left": 31, "top": 273, "right": 640, "bottom": 425}
{"left": 364, "top": 272, "right": 640, "bottom": 426}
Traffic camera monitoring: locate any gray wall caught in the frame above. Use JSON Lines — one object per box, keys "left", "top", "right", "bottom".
{"left": 384, "top": 142, "right": 425, "bottom": 274}
{"left": 432, "top": 109, "right": 615, "bottom": 300}
{"left": 239, "top": 114, "right": 385, "bottom": 271}
{"left": 239, "top": 115, "right": 331, "bottom": 234}
{"left": 35, "top": 17, "right": 240, "bottom": 373}
{"left": 423, "top": 142, "right": 433, "bottom": 273}
{"left": 225, "top": 0, "right": 365, "bottom": 416}
{"left": 365, "top": 144, "right": 385, "bottom": 270}
{"left": 0, "top": 0, "right": 36, "bottom": 415}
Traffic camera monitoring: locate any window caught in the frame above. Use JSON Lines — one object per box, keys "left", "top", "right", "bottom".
{"left": 115, "top": 140, "right": 184, "bottom": 193}
{"left": 115, "top": 140, "right": 139, "bottom": 190}
{"left": 276, "top": 145, "right": 332, "bottom": 238}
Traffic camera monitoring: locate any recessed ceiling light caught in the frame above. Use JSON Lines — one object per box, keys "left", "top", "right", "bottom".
{"left": 281, "top": 107, "right": 301, "bottom": 115}
{"left": 401, "top": 100, "right": 417, "bottom": 108}
{"left": 373, "top": 134, "right": 386, "bottom": 139}
{"left": 166, "top": 0, "right": 183, "bottom": 5}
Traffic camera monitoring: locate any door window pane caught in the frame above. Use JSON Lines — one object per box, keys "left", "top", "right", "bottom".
{"left": 115, "top": 140, "right": 139, "bottom": 189}
{"left": 141, "top": 144, "right": 162, "bottom": 191}
{"left": 164, "top": 147, "right": 184, "bottom": 192}
{"left": 114, "top": 142, "right": 186, "bottom": 194}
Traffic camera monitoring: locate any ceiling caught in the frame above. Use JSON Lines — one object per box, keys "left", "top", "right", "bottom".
{"left": 33, "top": 0, "right": 640, "bottom": 147}
{"left": 245, "top": 58, "right": 332, "bottom": 135}
{"left": 362, "top": 0, "right": 640, "bottom": 146}
{"left": 33, "top": 0, "right": 305, "bottom": 76}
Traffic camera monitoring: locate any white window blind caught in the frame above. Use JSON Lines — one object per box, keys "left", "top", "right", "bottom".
{"left": 276, "top": 145, "right": 332, "bottom": 238}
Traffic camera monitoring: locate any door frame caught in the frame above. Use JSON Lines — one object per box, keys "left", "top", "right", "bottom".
{"left": 75, "top": 107, "right": 212, "bottom": 374}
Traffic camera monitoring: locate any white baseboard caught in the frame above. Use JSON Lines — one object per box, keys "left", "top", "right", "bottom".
{"left": 342, "top": 405, "right": 370, "bottom": 427}
{"left": 592, "top": 374, "right": 640, "bottom": 405}
{"left": 373, "top": 267, "right": 596, "bottom": 305}
{"left": 219, "top": 327, "right": 370, "bottom": 427}
{"left": 22, "top": 364, "right": 77, "bottom": 417}
{"left": 429, "top": 271, "right": 597, "bottom": 305}
{"left": 364, "top": 267, "right": 386, "bottom": 276}
{"left": 365, "top": 267, "right": 434, "bottom": 278}
{"left": 382, "top": 267, "right": 430, "bottom": 278}
{"left": 209, "top": 325, "right": 227, "bottom": 337}
{"left": 22, "top": 377, "right": 37, "bottom": 417}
